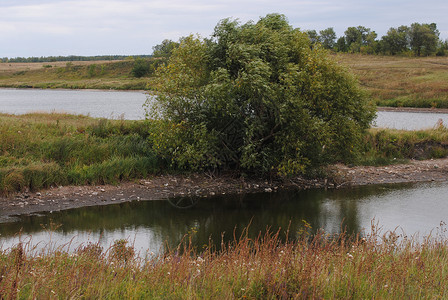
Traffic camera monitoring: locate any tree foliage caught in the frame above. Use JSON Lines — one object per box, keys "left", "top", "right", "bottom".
{"left": 131, "top": 57, "right": 150, "bottom": 77}
{"left": 380, "top": 26, "right": 410, "bottom": 55}
{"left": 409, "top": 23, "right": 440, "bottom": 56}
{"left": 152, "top": 39, "right": 180, "bottom": 58}
{"left": 319, "top": 28, "right": 337, "bottom": 49}
{"left": 146, "top": 14, "right": 376, "bottom": 175}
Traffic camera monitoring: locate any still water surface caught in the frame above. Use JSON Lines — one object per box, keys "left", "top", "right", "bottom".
{"left": 0, "top": 88, "right": 148, "bottom": 120}
{"left": 2, "top": 88, "right": 448, "bottom": 129}
{"left": 375, "top": 110, "right": 448, "bottom": 130}
{"left": 1, "top": 182, "right": 448, "bottom": 254}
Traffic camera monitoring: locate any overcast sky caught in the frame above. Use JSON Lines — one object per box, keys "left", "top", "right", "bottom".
{"left": 1, "top": 0, "right": 447, "bottom": 58}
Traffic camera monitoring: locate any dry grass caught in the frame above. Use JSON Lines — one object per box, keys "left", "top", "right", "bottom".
{"left": 0, "top": 60, "right": 109, "bottom": 74}
{"left": 335, "top": 53, "right": 448, "bottom": 108}
{"left": 1, "top": 226, "right": 448, "bottom": 299}
{"left": 0, "top": 60, "right": 149, "bottom": 90}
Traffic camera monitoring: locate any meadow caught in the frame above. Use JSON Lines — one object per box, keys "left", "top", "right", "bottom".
{"left": 335, "top": 54, "right": 448, "bottom": 108}
{"left": 0, "top": 60, "right": 149, "bottom": 90}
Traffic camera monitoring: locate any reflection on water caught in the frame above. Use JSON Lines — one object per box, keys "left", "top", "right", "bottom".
{"left": 1, "top": 182, "right": 448, "bottom": 254}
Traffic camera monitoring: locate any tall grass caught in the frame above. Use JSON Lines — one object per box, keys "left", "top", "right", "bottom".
{"left": 1, "top": 226, "right": 448, "bottom": 298}
{"left": 357, "top": 127, "right": 448, "bottom": 165}
{"left": 2, "top": 113, "right": 448, "bottom": 193}
{"left": 0, "top": 113, "right": 160, "bottom": 194}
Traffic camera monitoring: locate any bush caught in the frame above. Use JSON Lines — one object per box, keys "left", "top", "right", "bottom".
{"left": 131, "top": 58, "right": 150, "bottom": 78}
{"left": 147, "top": 14, "right": 375, "bottom": 176}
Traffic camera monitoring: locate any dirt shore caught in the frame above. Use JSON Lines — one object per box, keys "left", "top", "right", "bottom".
{"left": 1, "top": 158, "right": 448, "bottom": 222}
{"left": 377, "top": 106, "right": 448, "bottom": 114}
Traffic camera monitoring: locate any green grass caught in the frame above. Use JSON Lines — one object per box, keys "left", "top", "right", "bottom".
{"left": 1, "top": 227, "right": 448, "bottom": 298}
{"left": 0, "top": 113, "right": 161, "bottom": 194}
{"left": 357, "top": 127, "right": 448, "bottom": 166}
{"left": 2, "top": 113, "right": 448, "bottom": 194}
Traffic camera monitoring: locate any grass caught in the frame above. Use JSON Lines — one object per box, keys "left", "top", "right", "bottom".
{"left": 358, "top": 126, "right": 448, "bottom": 166}
{"left": 0, "top": 60, "right": 150, "bottom": 90}
{"left": 1, "top": 226, "right": 448, "bottom": 298}
{"left": 1, "top": 112, "right": 448, "bottom": 194}
{"left": 0, "top": 113, "right": 161, "bottom": 194}
{"left": 335, "top": 53, "right": 448, "bottom": 108}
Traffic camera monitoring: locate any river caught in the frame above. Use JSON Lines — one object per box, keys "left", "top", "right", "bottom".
{"left": 1, "top": 182, "right": 448, "bottom": 254}
{"left": 1, "top": 88, "right": 448, "bottom": 130}
{"left": 0, "top": 88, "right": 148, "bottom": 120}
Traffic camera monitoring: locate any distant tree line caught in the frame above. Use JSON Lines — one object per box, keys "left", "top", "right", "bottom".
{"left": 306, "top": 22, "right": 447, "bottom": 56}
{"left": 0, "top": 55, "right": 152, "bottom": 63}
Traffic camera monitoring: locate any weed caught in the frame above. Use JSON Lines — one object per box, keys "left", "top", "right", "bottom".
{"left": 1, "top": 227, "right": 448, "bottom": 298}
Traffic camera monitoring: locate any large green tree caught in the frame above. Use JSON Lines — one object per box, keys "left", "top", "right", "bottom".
{"left": 319, "top": 27, "right": 337, "bottom": 49}
{"left": 147, "top": 14, "right": 375, "bottom": 175}
{"left": 409, "top": 23, "right": 439, "bottom": 56}
{"left": 344, "top": 26, "right": 377, "bottom": 53}
{"left": 380, "top": 26, "right": 410, "bottom": 55}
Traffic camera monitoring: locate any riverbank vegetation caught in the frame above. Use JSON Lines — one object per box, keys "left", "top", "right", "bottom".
{"left": 0, "top": 113, "right": 160, "bottom": 194}
{"left": 1, "top": 226, "right": 448, "bottom": 298}
{"left": 148, "top": 14, "right": 375, "bottom": 176}
{"left": 1, "top": 112, "right": 448, "bottom": 195}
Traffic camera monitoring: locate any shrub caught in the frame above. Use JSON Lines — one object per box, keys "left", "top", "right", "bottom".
{"left": 147, "top": 14, "right": 375, "bottom": 175}
{"left": 131, "top": 58, "right": 150, "bottom": 78}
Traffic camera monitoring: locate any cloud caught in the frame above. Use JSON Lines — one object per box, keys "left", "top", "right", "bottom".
{"left": 1, "top": 0, "right": 447, "bottom": 57}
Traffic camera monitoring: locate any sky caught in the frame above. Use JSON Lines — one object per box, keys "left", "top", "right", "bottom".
{"left": 1, "top": 0, "right": 447, "bottom": 58}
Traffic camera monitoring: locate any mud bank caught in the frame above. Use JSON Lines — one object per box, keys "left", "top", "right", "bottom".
{"left": 1, "top": 158, "right": 448, "bottom": 222}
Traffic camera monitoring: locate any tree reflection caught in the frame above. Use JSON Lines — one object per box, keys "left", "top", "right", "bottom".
{"left": 0, "top": 183, "right": 418, "bottom": 251}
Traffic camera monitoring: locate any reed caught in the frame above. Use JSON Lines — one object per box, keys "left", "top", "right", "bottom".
{"left": 1, "top": 226, "right": 448, "bottom": 298}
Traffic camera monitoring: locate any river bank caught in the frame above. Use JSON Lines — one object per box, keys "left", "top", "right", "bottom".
{"left": 2, "top": 157, "right": 448, "bottom": 222}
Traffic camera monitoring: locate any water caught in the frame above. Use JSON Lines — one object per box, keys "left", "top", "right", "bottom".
{"left": 2, "top": 88, "right": 448, "bottom": 129}
{"left": 0, "top": 88, "right": 148, "bottom": 120}
{"left": 1, "top": 182, "right": 448, "bottom": 254}
{"left": 375, "top": 110, "right": 448, "bottom": 130}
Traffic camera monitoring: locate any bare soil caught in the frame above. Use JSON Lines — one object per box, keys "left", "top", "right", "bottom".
{"left": 1, "top": 158, "right": 448, "bottom": 222}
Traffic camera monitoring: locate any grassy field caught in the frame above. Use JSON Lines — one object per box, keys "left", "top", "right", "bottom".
{"left": 1, "top": 227, "right": 448, "bottom": 298}
{"left": 0, "top": 60, "right": 149, "bottom": 90}
{"left": 0, "top": 113, "right": 161, "bottom": 194}
{"left": 335, "top": 53, "right": 448, "bottom": 108}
